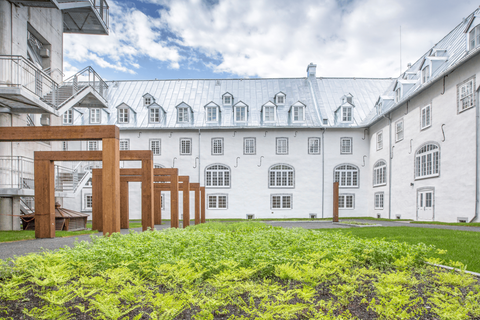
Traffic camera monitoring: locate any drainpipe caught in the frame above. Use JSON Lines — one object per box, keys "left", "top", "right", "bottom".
{"left": 321, "top": 128, "right": 325, "bottom": 218}
{"left": 473, "top": 90, "right": 480, "bottom": 222}
{"left": 198, "top": 129, "right": 201, "bottom": 183}
{"left": 383, "top": 113, "right": 392, "bottom": 219}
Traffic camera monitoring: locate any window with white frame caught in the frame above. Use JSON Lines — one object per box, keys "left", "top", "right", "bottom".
{"left": 87, "top": 141, "right": 98, "bottom": 151}
{"left": 421, "top": 105, "right": 431, "bottom": 129}
{"left": 63, "top": 109, "right": 72, "bottom": 124}
{"left": 271, "top": 194, "right": 292, "bottom": 209}
{"left": 205, "top": 164, "right": 230, "bottom": 187}
{"left": 422, "top": 65, "right": 430, "bottom": 83}
{"left": 415, "top": 143, "right": 440, "bottom": 179}
{"left": 395, "top": 87, "right": 401, "bottom": 103}
{"left": 62, "top": 141, "right": 68, "bottom": 151}
{"left": 395, "top": 119, "right": 404, "bottom": 142}
{"left": 177, "top": 107, "right": 189, "bottom": 123}
{"left": 149, "top": 108, "right": 160, "bottom": 123}
{"left": 342, "top": 106, "right": 352, "bottom": 122}
{"left": 118, "top": 108, "right": 129, "bottom": 123}
{"left": 150, "top": 139, "right": 161, "bottom": 155}
{"left": 90, "top": 108, "right": 100, "bottom": 124}
{"left": 375, "top": 192, "right": 384, "bottom": 209}
{"left": 373, "top": 160, "right": 387, "bottom": 187}
{"left": 179, "top": 138, "right": 192, "bottom": 155}
{"left": 276, "top": 94, "right": 285, "bottom": 105}
{"left": 206, "top": 106, "right": 218, "bottom": 122}
{"left": 144, "top": 97, "right": 152, "bottom": 106}
{"left": 235, "top": 105, "right": 247, "bottom": 122}
{"left": 208, "top": 194, "right": 228, "bottom": 209}
{"left": 119, "top": 139, "right": 130, "bottom": 150}
{"left": 469, "top": 24, "right": 480, "bottom": 50}
{"left": 264, "top": 106, "right": 275, "bottom": 122}
{"left": 83, "top": 194, "right": 93, "bottom": 210}
{"left": 334, "top": 164, "right": 359, "bottom": 188}
{"left": 269, "top": 164, "right": 294, "bottom": 188}
{"left": 244, "top": 137, "right": 256, "bottom": 155}
{"left": 276, "top": 138, "right": 288, "bottom": 155}
{"left": 458, "top": 77, "right": 475, "bottom": 113}
{"left": 160, "top": 194, "right": 165, "bottom": 210}
{"left": 212, "top": 138, "right": 224, "bottom": 155}
{"left": 308, "top": 137, "right": 320, "bottom": 155}
{"left": 292, "top": 106, "right": 304, "bottom": 122}
{"left": 223, "top": 95, "right": 232, "bottom": 105}
{"left": 338, "top": 194, "right": 354, "bottom": 209}
{"left": 376, "top": 131, "right": 383, "bottom": 150}
{"left": 340, "top": 137, "right": 352, "bottom": 154}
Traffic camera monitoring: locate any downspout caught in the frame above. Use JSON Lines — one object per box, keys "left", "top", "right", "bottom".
{"left": 383, "top": 113, "right": 392, "bottom": 219}
{"left": 321, "top": 128, "right": 325, "bottom": 218}
{"left": 198, "top": 129, "right": 201, "bottom": 183}
{"left": 473, "top": 89, "right": 479, "bottom": 222}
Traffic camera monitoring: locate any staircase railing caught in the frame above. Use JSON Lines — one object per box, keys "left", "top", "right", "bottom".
{"left": 62, "top": 66, "right": 108, "bottom": 102}
{"left": 57, "top": 0, "right": 109, "bottom": 30}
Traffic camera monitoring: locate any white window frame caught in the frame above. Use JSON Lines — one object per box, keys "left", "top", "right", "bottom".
{"left": 177, "top": 107, "right": 189, "bottom": 123}
{"left": 415, "top": 143, "right": 440, "bottom": 180}
{"left": 205, "top": 164, "right": 231, "bottom": 188}
{"left": 271, "top": 194, "right": 292, "bottom": 209}
{"left": 421, "top": 105, "right": 432, "bottom": 130}
{"left": 179, "top": 138, "right": 192, "bottom": 155}
{"left": 395, "top": 119, "right": 404, "bottom": 142}
{"left": 457, "top": 77, "right": 475, "bottom": 113}
{"left": 83, "top": 194, "right": 93, "bottom": 210}
{"left": 223, "top": 95, "right": 232, "bottom": 105}
{"left": 87, "top": 141, "right": 98, "bottom": 151}
{"left": 469, "top": 24, "right": 480, "bottom": 50}
{"left": 373, "top": 160, "right": 387, "bottom": 187}
{"left": 208, "top": 194, "right": 228, "bottom": 209}
{"left": 340, "top": 137, "right": 352, "bottom": 155}
{"left": 144, "top": 97, "right": 152, "bottom": 106}
{"left": 342, "top": 106, "right": 352, "bottom": 122}
{"left": 119, "top": 139, "right": 130, "bottom": 151}
{"left": 211, "top": 138, "right": 224, "bottom": 155}
{"left": 422, "top": 65, "right": 430, "bottom": 84}
{"left": 269, "top": 164, "right": 294, "bottom": 188}
{"left": 90, "top": 108, "right": 101, "bottom": 124}
{"left": 62, "top": 141, "right": 68, "bottom": 151}
{"left": 244, "top": 137, "right": 256, "bottom": 155}
{"left": 235, "top": 106, "right": 247, "bottom": 122}
{"left": 118, "top": 108, "right": 129, "bottom": 124}
{"left": 206, "top": 106, "right": 218, "bottom": 123}
{"left": 338, "top": 194, "right": 354, "bottom": 209}
{"left": 308, "top": 137, "right": 320, "bottom": 155}
{"left": 374, "top": 192, "right": 384, "bottom": 210}
{"left": 160, "top": 194, "right": 165, "bottom": 210}
{"left": 150, "top": 139, "right": 161, "bottom": 155}
{"left": 63, "top": 109, "right": 73, "bottom": 124}
{"left": 395, "top": 87, "right": 401, "bottom": 103}
{"left": 376, "top": 131, "right": 383, "bottom": 150}
{"left": 276, "top": 137, "right": 288, "bottom": 155}
{"left": 263, "top": 106, "right": 276, "bottom": 122}
{"left": 334, "top": 164, "right": 359, "bottom": 188}
{"left": 276, "top": 95, "right": 285, "bottom": 105}
{"left": 292, "top": 106, "right": 305, "bottom": 122}
{"left": 149, "top": 107, "right": 161, "bottom": 123}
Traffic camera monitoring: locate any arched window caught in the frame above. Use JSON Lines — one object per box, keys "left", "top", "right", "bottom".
{"left": 334, "top": 164, "right": 359, "bottom": 187}
{"left": 154, "top": 163, "right": 165, "bottom": 168}
{"left": 205, "top": 164, "right": 230, "bottom": 188}
{"left": 269, "top": 164, "right": 294, "bottom": 188}
{"left": 415, "top": 143, "right": 440, "bottom": 179}
{"left": 373, "top": 160, "right": 387, "bottom": 187}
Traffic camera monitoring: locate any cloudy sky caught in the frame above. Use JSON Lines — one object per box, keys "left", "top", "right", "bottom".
{"left": 63, "top": 0, "right": 479, "bottom": 80}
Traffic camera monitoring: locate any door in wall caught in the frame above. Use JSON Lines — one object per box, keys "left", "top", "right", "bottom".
{"left": 417, "top": 189, "right": 434, "bottom": 221}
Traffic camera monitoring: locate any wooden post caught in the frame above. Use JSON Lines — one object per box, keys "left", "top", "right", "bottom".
{"left": 200, "top": 186, "right": 206, "bottom": 223}
{"left": 192, "top": 183, "right": 200, "bottom": 225}
{"left": 120, "top": 181, "right": 129, "bottom": 229}
{"left": 333, "top": 181, "right": 339, "bottom": 222}
{"left": 154, "top": 188, "right": 162, "bottom": 225}
{"left": 102, "top": 138, "right": 120, "bottom": 235}
{"left": 34, "top": 159, "right": 55, "bottom": 238}
{"left": 170, "top": 173, "right": 179, "bottom": 228}
{"left": 92, "top": 169, "right": 103, "bottom": 232}
{"left": 180, "top": 176, "right": 190, "bottom": 228}
{"left": 141, "top": 158, "right": 154, "bottom": 231}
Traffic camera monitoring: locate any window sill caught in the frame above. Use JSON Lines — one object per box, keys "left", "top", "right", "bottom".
{"left": 415, "top": 174, "right": 439, "bottom": 180}
{"left": 373, "top": 183, "right": 387, "bottom": 188}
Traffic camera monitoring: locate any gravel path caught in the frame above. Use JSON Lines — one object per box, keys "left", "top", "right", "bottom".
{"left": 1, "top": 219, "right": 480, "bottom": 260}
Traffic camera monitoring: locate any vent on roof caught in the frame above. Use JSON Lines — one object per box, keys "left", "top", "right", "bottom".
{"left": 323, "top": 119, "right": 328, "bottom": 125}
{"left": 215, "top": 80, "right": 221, "bottom": 86}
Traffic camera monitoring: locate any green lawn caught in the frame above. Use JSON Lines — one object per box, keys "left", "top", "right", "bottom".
{"left": 0, "top": 229, "right": 98, "bottom": 243}
{"left": 410, "top": 221, "right": 480, "bottom": 227}
{"left": 319, "top": 226, "right": 480, "bottom": 273}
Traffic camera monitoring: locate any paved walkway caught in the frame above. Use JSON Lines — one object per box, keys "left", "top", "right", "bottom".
{"left": 1, "top": 219, "right": 480, "bottom": 261}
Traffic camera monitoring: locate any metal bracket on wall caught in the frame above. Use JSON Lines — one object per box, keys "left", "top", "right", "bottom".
{"left": 404, "top": 100, "right": 410, "bottom": 115}
{"left": 441, "top": 74, "right": 448, "bottom": 95}
{"left": 409, "top": 139, "right": 413, "bottom": 154}
{"left": 172, "top": 157, "right": 177, "bottom": 168}
{"left": 362, "top": 128, "right": 368, "bottom": 140}
{"left": 193, "top": 157, "right": 199, "bottom": 168}
{"left": 294, "top": 131, "right": 298, "bottom": 137}
{"left": 362, "top": 155, "right": 367, "bottom": 167}
{"left": 234, "top": 157, "right": 240, "bottom": 168}
{"left": 441, "top": 124, "right": 446, "bottom": 142}
{"left": 233, "top": 131, "right": 237, "bottom": 137}
{"left": 264, "top": 131, "right": 268, "bottom": 137}
{"left": 138, "top": 132, "right": 142, "bottom": 138}
{"left": 391, "top": 146, "right": 395, "bottom": 159}
{"left": 257, "top": 156, "right": 264, "bottom": 167}
{"left": 169, "top": 132, "right": 173, "bottom": 138}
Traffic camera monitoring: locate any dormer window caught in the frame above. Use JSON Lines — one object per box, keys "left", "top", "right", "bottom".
{"left": 422, "top": 65, "right": 430, "bottom": 83}
{"left": 207, "top": 106, "right": 218, "bottom": 122}
{"left": 234, "top": 101, "right": 248, "bottom": 122}
{"left": 377, "top": 102, "right": 382, "bottom": 115}
{"left": 469, "top": 24, "right": 480, "bottom": 50}
{"left": 118, "top": 108, "right": 129, "bottom": 123}
{"left": 145, "top": 97, "right": 151, "bottom": 105}
{"left": 149, "top": 107, "right": 160, "bottom": 123}
{"left": 275, "top": 92, "right": 286, "bottom": 105}
{"left": 63, "top": 109, "right": 73, "bottom": 124}
{"left": 262, "top": 102, "right": 276, "bottom": 122}
{"left": 290, "top": 102, "right": 306, "bottom": 122}
{"left": 143, "top": 93, "right": 154, "bottom": 106}
{"left": 178, "top": 107, "right": 189, "bottom": 122}
{"left": 222, "top": 93, "right": 233, "bottom": 106}
{"left": 395, "top": 87, "right": 401, "bottom": 103}
{"left": 90, "top": 108, "right": 101, "bottom": 124}
{"left": 342, "top": 106, "right": 352, "bottom": 122}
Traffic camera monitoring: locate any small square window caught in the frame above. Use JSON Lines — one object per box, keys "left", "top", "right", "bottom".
{"left": 150, "top": 108, "right": 160, "bottom": 123}
{"left": 339, "top": 194, "right": 354, "bottom": 209}
{"left": 180, "top": 138, "right": 192, "bottom": 155}
{"left": 212, "top": 138, "right": 224, "bottom": 155}
{"left": 457, "top": 77, "right": 475, "bottom": 113}
{"left": 277, "top": 95, "right": 285, "bottom": 104}
{"left": 84, "top": 194, "right": 93, "bottom": 210}
{"left": 376, "top": 131, "right": 383, "bottom": 150}
{"left": 375, "top": 192, "right": 384, "bottom": 209}
{"left": 90, "top": 108, "right": 101, "bottom": 124}
{"left": 150, "top": 140, "right": 161, "bottom": 155}
{"left": 63, "top": 109, "right": 72, "bottom": 124}
{"left": 244, "top": 137, "right": 256, "bottom": 155}
{"left": 207, "top": 107, "right": 218, "bottom": 122}
{"left": 144, "top": 97, "right": 152, "bottom": 106}
{"left": 208, "top": 194, "right": 228, "bottom": 209}
{"left": 395, "top": 119, "right": 404, "bottom": 142}
{"left": 421, "top": 105, "right": 431, "bottom": 130}
{"left": 118, "top": 108, "right": 129, "bottom": 123}
{"left": 308, "top": 137, "right": 320, "bottom": 155}
{"left": 276, "top": 138, "right": 288, "bottom": 155}
{"left": 323, "top": 119, "right": 328, "bottom": 125}
{"left": 271, "top": 194, "right": 292, "bottom": 209}
{"left": 178, "top": 107, "right": 189, "bottom": 123}
{"left": 340, "top": 138, "right": 352, "bottom": 154}
{"left": 120, "top": 139, "right": 130, "bottom": 150}
{"left": 223, "top": 95, "right": 232, "bottom": 105}
{"left": 87, "top": 141, "right": 98, "bottom": 151}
